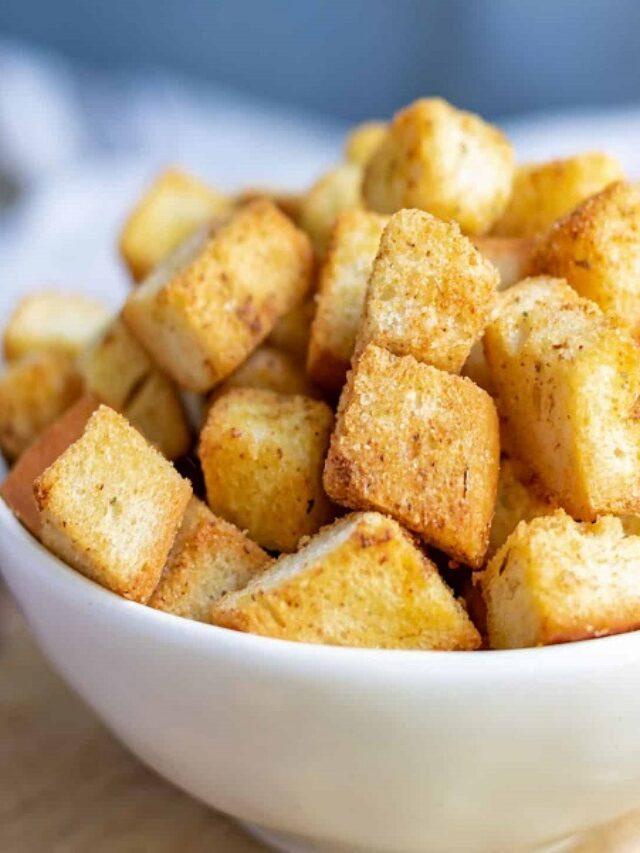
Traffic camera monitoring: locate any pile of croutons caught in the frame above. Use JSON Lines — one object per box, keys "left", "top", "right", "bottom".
{"left": 3, "top": 96, "right": 640, "bottom": 651}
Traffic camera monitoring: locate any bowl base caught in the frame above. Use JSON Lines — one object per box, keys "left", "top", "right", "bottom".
{"left": 238, "top": 820, "right": 580, "bottom": 853}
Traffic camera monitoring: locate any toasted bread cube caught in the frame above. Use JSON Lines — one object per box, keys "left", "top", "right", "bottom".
{"left": 300, "top": 163, "right": 363, "bottom": 256}
{"left": 78, "top": 318, "right": 190, "bottom": 460}
{"left": 1, "top": 395, "right": 99, "bottom": 539}
{"left": 355, "top": 209, "right": 498, "bottom": 372}
{"left": 531, "top": 182, "right": 640, "bottom": 336}
{"left": 324, "top": 345, "right": 500, "bottom": 566}
{"left": 123, "top": 200, "right": 314, "bottom": 392}
{"left": 0, "top": 352, "right": 83, "bottom": 460}
{"left": 472, "top": 237, "right": 533, "bottom": 290}
{"left": 267, "top": 299, "right": 315, "bottom": 361}
{"left": 3, "top": 291, "right": 110, "bottom": 362}
{"left": 492, "top": 153, "right": 623, "bottom": 238}
{"left": 488, "top": 457, "right": 556, "bottom": 559}
{"left": 484, "top": 277, "right": 640, "bottom": 519}
{"left": 307, "top": 210, "right": 388, "bottom": 393}
{"left": 200, "top": 389, "right": 335, "bottom": 552}
{"left": 483, "top": 512, "right": 640, "bottom": 649}
{"left": 213, "top": 345, "right": 317, "bottom": 400}
{"left": 34, "top": 406, "right": 192, "bottom": 602}
{"left": 233, "top": 188, "right": 303, "bottom": 224}
{"left": 344, "top": 121, "right": 387, "bottom": 166}
{"left": 210, "top": 511, "right": 481, "bottom": 650}
{"left": 363, "top": 98, "right": 514, "bottom": 235}
{"left": 148, "top": 497, "right": 272, "bottom": 622}
{"left": 119, "top": 168, "right": 230, "bottom": 281}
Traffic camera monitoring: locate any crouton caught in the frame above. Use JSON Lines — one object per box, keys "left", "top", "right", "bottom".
{"left": 123, "top": 199, "right": 314, "bottom": 392}
{"left": 0, "top": 395, "right": 99, "bottom": 538}
{"left": 0, "top": 352, "right": 83, "bottom": 460}
{"left": 119, "top": 168, "right": 230, "bottom": 281}
{"left": 488, "top": 457, "right": 556, "bottom": 558}
{"left": 492, "top": 152, "right": 623, "bottom": 238}
{"left": 34, "top": 406, "right": 192, "bottom": 603}
{"left": 355, "top": 209, "right": 498, "bottom": 372}
{"left": 148, "top": 497, "right": 272, "bottom": 622}
{"left": 363, "top": 98, "right": 514, "bottom": 235}
{"left": 307, "top": 210, "right": 388, "bottom": 393}
{"left": 213, "top": 345, "right": 317, "bottom": 400}
{"left": 199, "top": 389, "right": 335, "bottom": 552}
{"left": 300, "top": 163, "right": 363, "bottom": 256}
{"left": 210, "top": 511, "right": 481, "bottom": 650}
{"left": 484, "top": 277, "right": 640, "bottom": 519}
{"left": 482, "top": 512, "right": 640, "bottom": 649}
{"left": 78, "top": 318, "right": 190, "bottom": 460}
{"left": 531, "top": 182, "right": 640, "bottom": 336}
{"left": 267, "top": 299, "right": 315, "bottom": 361}
{"left": 472, "top": 237, "right": 533, "bottom": 290}
{"left": 233, "top": 188, "right": 303, "bottom": 224}
{"left": 3, "top": 291, "right": 110, "bottom": 362}
{"left": 344, "top": 121, "right": 387, "bottom": 166}
{"left": 324, "top": 345, "right": 500, "bottom": 566}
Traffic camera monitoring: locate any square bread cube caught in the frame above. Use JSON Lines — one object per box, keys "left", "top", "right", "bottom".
{"left": 119, "top": 168, "right": 230, "bottom": 281}
{"left": 344, "top": 121, "right": 387, "bottom": 166}
{"left": 210, "top": 511, "right": 481, "bottom": 650}
{"left": 3, "top": 291, "right": 110, "bottom": 362}
{"left": 300, "top": 163, "right": 363, "bottom": 257}
{"left": 531, "top": 182, "right": 640, "bottom": 336}
{"left": 233, "top": 188, "right": 304, "bottom": 225}
{"left": 482, "top": 512, "right": 640, "bottom": 649}
{"left": 212, "top": 345, "right": 318, "bottom": 401}
{"left": 307, "top": 209, "right": 388, "bottom": 393}
{"left": 324, "top": 345, "right": 500, "bottom": 566}
{"left": 484, "top": 276, "right": 640, "bottom": 519}
{"left": 34, "top": 406, "right": 192, "bottom": 603}
{"left": 363, "top": 98, "right": 514, "bottom": 235}
{"left": 492, "top": 152, "right": 623, "bottom": 238}
{"left": 148, "top": 497, "right": 272, "bottom": 622}
{"left": 267, "top": 299, "right": 315, "bottom": 361}
{"left": 0, "top": 352, "right": 83, "bottom": 460}
{"left": 472, "top": 237, "right": 533, "bottom": 290}
{"left": 1, "top": 395, "right": 99, "bottom": 539}
{"left": 123, "top": 199, "right": 314, "bottom": 392}
{"left": 124, "top": 371, "right": 192, "bottom": 461}
{"left": 355, "top": 209, "right": 498, "bottom": 373}
{"left": 199, "top": 389, "right": 335, "bottom": 552}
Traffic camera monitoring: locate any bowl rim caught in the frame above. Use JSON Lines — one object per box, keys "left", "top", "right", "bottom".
{"left": 2, "top": 495, "right": 640, "bottom": 676}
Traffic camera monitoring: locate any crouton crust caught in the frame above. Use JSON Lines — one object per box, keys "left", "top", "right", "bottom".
{"left": 210, "top": 511, "right": 481, "bottom": 650}
{"left": 267, "top": 299, "right": 316, "bottom": 361}
{"left": 324, "top": 345, "right": 500, "bottom": 566}
{"left": 355, "top": 209, "right": 498, "bottom": 372}
{"left": 482, "top": 512, "right": 640, "bottom": 649}
{"left": 344, "top": 121, "right": 387, "bottom": 166}
{"left": 300, "top": 163, "right": 363, "bottom": 256}
{"left": 148, "top": 497, "right": 272, "bottom": 622}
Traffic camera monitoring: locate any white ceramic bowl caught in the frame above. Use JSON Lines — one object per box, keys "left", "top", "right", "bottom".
{"left": 3, "top": 497, "right": 640, "bottom": 853}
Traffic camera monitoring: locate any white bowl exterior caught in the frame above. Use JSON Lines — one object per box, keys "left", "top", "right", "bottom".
{"left": 2, "top": 499, "right": 640, "bottom": 853}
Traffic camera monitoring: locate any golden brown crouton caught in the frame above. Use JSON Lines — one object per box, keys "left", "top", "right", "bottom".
{"left": 210, "top": 511, "right": 481, "bottom": 650}
{"left": 0, "top": 352, "right": 83, "bottom": 460}
{"left": 213, "top": 345, "right": 317, "bottom": 400}
{"left": 299, "top": 163, "right": 363, "bottom": 256}
{"left": 488, "top": 457, "right": 556, "bottom": 558}
{"left": 0, "top": 395, "right": 99, "bottom": 539}
{"left": 492, "top": 152, "right": 623, "bottom": 238}
{"left": 233, "top": 188, "right": 304, "bottom": 224}
{"left": 148, "top": 497, "right": 272, "bottom": 622}
{"left": 531, "top": 182, "right": 640, "bottom": 336}
{"left": 3, "top": 291, "right": 110, "bottom": 362}
{"left": 78, "top": 318, "right": 190, "bottom": 460}
{"left": 324, "top": 345, "right": 500, "bottom": 566}
{"left": 363, "top": 98, "right": 514, "bottom": 235}
{"left": 307, "top": 210, "right": 388, "bottom": 393}
{"left": 123, "top": 200, "right": 314, "bottom": 392}
{"left": 482, "top": 512, "right": 640, "bottom": 649}
{"left": 266, "top": 299, "right": 315, "bottom": 361}
{"left": 344, "top": 121, "right": 387, "bottom": 165}
{"left": 484, "top": 277, "right": 640, "bottom": 519}
{"left": 199, "top": 389, "right": 335, "bottom": 552}
{"left": 119, "top": 168, "right": 230, "bottom": 281}
{"left": 355, "top": 209, "right": 498, "bottom": 372}
{"left": 472, "top": 237, "right": 533, "bottom": 289}
{"left": 34, "top": 406, "right": 192, "bottom": 603}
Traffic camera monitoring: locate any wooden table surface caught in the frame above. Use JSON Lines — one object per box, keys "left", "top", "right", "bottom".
{"left": 2, "top": 591, "right": 640, "bottom": 853}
